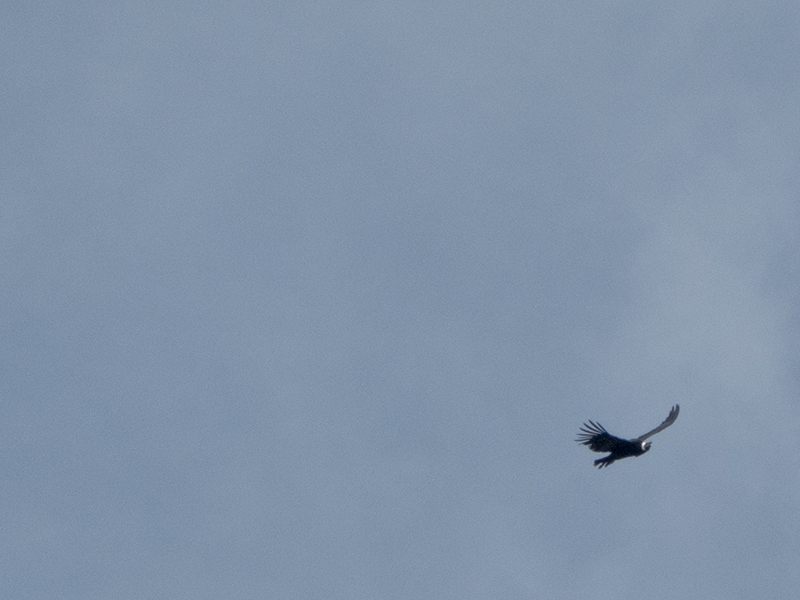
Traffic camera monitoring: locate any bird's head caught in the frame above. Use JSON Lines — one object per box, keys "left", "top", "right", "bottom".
{"left": 641, "top": 441, "right": 652, "bottom": 453}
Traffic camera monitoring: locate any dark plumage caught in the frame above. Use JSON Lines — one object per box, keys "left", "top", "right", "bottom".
{"left": 576, "top": 405, "right": 679, "bottom": 468}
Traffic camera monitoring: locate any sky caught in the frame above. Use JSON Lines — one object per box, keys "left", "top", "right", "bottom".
{"left": 3, "top": 1, "right": 800, "bottom": 598}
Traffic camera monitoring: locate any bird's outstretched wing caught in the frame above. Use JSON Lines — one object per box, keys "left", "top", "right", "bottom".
{"left": 634, "top": 404, "right": 680, "bottom": 442}
{"left": 575, "top": 421, "right": 630, "bottom": 453}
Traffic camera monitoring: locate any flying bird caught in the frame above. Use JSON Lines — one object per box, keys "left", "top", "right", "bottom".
{"left": 576, "top": 405, "right": 679, "bottom": 468}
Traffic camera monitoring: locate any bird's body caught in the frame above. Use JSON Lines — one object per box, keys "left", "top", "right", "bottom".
{"left": 576, "top": 405, "right": 679, "bottom": 468}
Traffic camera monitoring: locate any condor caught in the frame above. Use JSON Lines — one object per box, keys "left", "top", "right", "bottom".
{"left": 576, "top": 405, "right": 679, "bottom": 468}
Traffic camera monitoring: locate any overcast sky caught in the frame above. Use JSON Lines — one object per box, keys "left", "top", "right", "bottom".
{"left": 3, "top": 1, "right": 800, "bottom": 598}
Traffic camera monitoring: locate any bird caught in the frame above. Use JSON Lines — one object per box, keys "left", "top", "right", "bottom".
{"left": 576, "top": 405, "right": 679, "bottom": 468}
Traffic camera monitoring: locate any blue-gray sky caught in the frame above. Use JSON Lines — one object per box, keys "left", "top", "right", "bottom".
{"left": 4, "top": 1, "right": 800, "bottom": 598}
